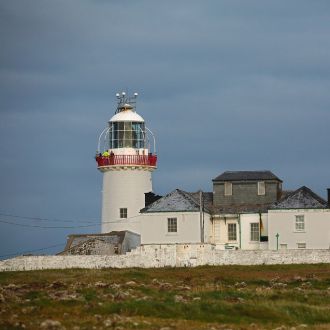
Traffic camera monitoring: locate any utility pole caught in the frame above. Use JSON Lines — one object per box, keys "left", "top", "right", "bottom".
{"left": 199, "top": 190, "right": 204, "bottom": 243}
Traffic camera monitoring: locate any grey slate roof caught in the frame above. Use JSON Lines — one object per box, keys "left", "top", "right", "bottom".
{"left": 213, "top": 171, "right": 282, "bottom": 182}
{"left": 141, "top": 189, "right": 211, "bottom": 213}
{"left": 271, "top": 186, "right": 327, "bottom": 209}
{"left": 188, "top": 191, "right": 213, "bottom": 213}
{"left": 216, "top": 203, "right": 273, "bottom": 214}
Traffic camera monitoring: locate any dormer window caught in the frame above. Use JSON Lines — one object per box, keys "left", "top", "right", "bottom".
{"left": 224, "top": 182, "right": 232, "bottom": 196}
{"left": 258, "top": 181, "right": 265, "bottom": 195}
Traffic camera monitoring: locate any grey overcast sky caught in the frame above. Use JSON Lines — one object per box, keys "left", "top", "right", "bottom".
{"left": 0, "top": 1, "right": 329, "bottom": 258}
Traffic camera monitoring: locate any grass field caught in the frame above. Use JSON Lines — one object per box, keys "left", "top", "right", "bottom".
{"left": 1, "top": 264, "right": 330, "bottom": 329}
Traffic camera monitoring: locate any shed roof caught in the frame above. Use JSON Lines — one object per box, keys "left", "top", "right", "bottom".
{"left": 60, "top": 231, "right": 136, "bottom": 254}
{"left": 213, "top": 171, "right": 282, "bottom": 182}
{"left": 271, "top": 186, "right": 327, "bottom": 209}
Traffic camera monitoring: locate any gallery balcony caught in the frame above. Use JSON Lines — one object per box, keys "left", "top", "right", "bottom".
{"left": 95, "top": 154, "right": 157, "bottom": 169}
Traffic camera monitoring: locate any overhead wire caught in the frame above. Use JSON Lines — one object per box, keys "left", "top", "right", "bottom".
{"left": 0, "top": 212, "right": 99, "bottom": 224}
{"left": 0, "top": 212, "right": 142, "bottom": 229}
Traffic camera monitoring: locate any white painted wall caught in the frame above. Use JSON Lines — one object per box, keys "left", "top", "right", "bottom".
{"left": 139, "top": 212, "right": 212, "bottom": 244}
{"left": 240, "top": 213, "right": 268, "bottom": 250}
{"left": 101, "top": 168, "right": 153, "bottom": 233}
{"left": 212, "top": 216, "right": 239, "bottom": 248}
{"left": 2, "top": 247, "right": 330, "bottom": 271}
{"left": 268, "top": 209, "right": 330, "bottom": 250}
{"left": 212, "top": 213, "right": 269, "bottom": 250}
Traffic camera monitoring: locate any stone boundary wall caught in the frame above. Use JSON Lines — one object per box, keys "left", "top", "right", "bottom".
{"left": 0, "top": 244, "right": 330, "bottom": 271}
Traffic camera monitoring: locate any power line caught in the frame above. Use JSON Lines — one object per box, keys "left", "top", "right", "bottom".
{"left": 0, "top": 212, "right": 99, "bottom": 224}
{"left": 0, "top": 219, "right": 99, "bottom": 229}
{"left": 0, "top": 243, "right": 64, "bottom": 259}
{"left": 0, "top": 214, "right": 142, "bottom": 229}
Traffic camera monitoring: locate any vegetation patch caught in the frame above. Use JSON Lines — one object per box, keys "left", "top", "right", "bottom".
{"left": 0, "top": 264, "right": 330, "bottom": 329}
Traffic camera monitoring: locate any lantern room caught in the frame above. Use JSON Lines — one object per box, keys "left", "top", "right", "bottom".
{"left": 109, "top": 103, "right": 145, "bottom": 149}
{"left": 96, "top": 92, "right": 157, "bottom": 169}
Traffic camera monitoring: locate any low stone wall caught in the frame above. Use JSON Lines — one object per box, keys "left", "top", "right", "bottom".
{"left": 0, "top": 244, "right": 329, "bottom": 271}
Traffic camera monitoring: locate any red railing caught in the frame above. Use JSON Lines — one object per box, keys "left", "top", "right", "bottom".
{"left": 96, "top": 154, "right": 157, "bottom": 167}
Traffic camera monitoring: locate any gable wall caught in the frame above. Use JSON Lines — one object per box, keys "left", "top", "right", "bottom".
{"left": 139, "top": 212, "right": 212, "bottom": 244}
{"left": 268, "top": 209, "right": 330, "bottom": 250}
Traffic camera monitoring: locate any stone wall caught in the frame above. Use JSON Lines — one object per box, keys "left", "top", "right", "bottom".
{"left": 0, "top": 244, "right": 329, "bottom": 271}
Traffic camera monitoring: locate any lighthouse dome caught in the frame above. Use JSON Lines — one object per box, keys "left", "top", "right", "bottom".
{"left": 109, "top": 104, "right": 144, "bottom": 123}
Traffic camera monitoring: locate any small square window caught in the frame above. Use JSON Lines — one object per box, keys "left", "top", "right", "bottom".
{"left": 280, "top": 244, "right": 287, "bottom": 250}
{"left": 295, "top": 215, "right": 305, "bottom": 231}
{"left": 250, "top": 223, "right": 260, "bottom": 241}
{"left": 297, "top": 243, "right": 306, "bottom": 249}
{"left": 224, "top": 182, "right": 232, "bottom": 196}
{"left": 168, "top": 218, "right": 177, "bottom": 233}
{"left": 120, "top": 208, "right": 127, "bottom": 219}
{"left": 228, "top": 223, "right": 237, "bottom": 241}
{"left": 258, "top": 181, "right": 265, "bottom": 195}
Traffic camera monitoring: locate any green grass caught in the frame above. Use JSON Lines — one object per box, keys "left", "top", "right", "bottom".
{"left": 1, "top": 264, "right": 330, "bottom": 329}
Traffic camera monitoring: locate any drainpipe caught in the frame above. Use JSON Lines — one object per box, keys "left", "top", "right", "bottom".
{"left": 238, "top": 214, "right": 241, "bottom": 249}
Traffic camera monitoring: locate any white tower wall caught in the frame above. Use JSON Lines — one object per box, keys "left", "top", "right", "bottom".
{"left": 96, "top": 95, "right": 157, "bottom": 236}
{"left": 101, "top": 167, "right": 153, "bottom": 233}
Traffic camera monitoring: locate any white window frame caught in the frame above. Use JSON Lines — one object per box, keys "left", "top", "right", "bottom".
{"left": 224, "top": 182, "right": 232, "bottom": 196}
{"left": 167, "top": 218, "right": 177, "bottom": 233}
{"left": 295, "top": 215, "right": 305, "bottom": 232}
{"left": 258, "top": 181, "right": 265, "bottom": 195}
{"left": 119, "top": 208, "right": 127, "bottom": 219}
{"left": 228, "top": 223, "right": 237, "bottom": 241}
{"left": 250, "top": 223, "right": 260, "bottom": 242}
{"left": 297, "top": 242, "right": 306, "bottom": 249}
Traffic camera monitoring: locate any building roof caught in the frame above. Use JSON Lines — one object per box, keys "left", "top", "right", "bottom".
{"left": 59, "top": 231, "right": 136, "bottom": 254}
{"left": 271, "top": 186, "right": 327, "bottom": 209}
{"left": 213, "top": 171, "right": 282, "bottom": 182}
{"left": 215, "top": 203, "right": 273, "bottom": 215}
{"left": 188, "top": 191, "right": 213, "bottom": 213}
{"left": 141, "top": 189, "right": 211, "bottom": 213}
{"left": 109, "top": 109, "right": 144, "bottom": 122}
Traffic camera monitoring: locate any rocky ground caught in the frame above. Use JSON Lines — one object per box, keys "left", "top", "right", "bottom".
{"left": 0, "top": 264, "right": 330, "bottom": 329}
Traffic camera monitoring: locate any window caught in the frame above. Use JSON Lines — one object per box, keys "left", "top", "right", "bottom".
{"left": 280, "top": 244, "right": 287, "bottom": 250}
{"left": 224, "top": 182, "right": 232, "bottom": 196}
{"left": 250, "top": 223, "right": 260, "bottom": 241}
{"left": 295, "top": 215, "right": 305, "bottom": 231}
{"left": 167, "top": 218, "right": 177, "bottom": 233}
{"left": 297, "top": 243, "right": 306, "bottom": 249}
{"left": 110, "top": 121, "right": 145, "bottom": 149}
{"left": 258, "top": 181, "right": 265, "bottom": 195}
{"left": 120, "top": 208, "right": 127, "bottom": 219}
{"left": 228, "top": 223, "right": 237, "bottom": 241}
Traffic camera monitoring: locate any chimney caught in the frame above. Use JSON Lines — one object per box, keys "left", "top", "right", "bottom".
{"left": 328, "top": 188, "right": 330, "bottom": 207}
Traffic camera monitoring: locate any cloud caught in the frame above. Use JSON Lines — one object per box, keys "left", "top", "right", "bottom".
{"left": 1, "top": 0, "right": 330, "bottom": 257}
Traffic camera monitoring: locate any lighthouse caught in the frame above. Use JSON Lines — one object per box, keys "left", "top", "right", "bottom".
{"left": 95, "top": 92, "right": 157, "bottom": 233}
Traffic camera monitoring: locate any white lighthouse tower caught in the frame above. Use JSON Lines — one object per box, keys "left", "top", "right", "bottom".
{"left": 96, "top": 92, "right": 157, "bottom": 233}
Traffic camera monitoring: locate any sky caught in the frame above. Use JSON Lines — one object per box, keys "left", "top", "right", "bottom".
{"left": 0, "top": 1, "right": 330, "bottom": 258}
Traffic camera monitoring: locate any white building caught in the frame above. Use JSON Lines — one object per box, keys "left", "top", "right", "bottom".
{"left": 268, "top": 186, "right": 330, "bottom": 250}
{"left": 139, "top": 189, "right": 212, "bottom": 244}
{"left": 92, "top": 94, "right": 330, "bottom": 252}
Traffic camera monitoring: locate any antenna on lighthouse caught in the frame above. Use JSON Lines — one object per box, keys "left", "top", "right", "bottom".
{"left": 115, "top": 91, "right": 139, "bottom": 113}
